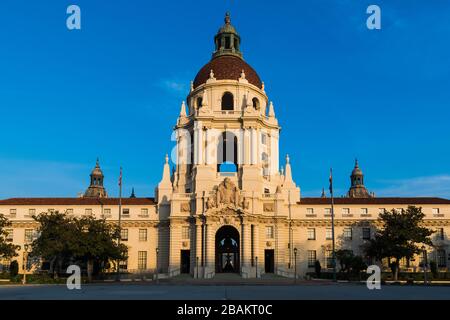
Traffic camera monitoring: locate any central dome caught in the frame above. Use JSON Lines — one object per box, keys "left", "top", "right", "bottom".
{"left": 192, "top": 13, "right": 262, "bottom": 90}
{"left": 193, "top": 55, "right": 262, "bottom": 89}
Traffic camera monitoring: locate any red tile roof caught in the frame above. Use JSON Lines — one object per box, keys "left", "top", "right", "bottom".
{"left": 193, "top": 55, "right": 262, "bottom": 89}
{"left": 0, "top": 198, "right": 156, "bottom": 206}
{"left": 299, "top": 197, "right": 450, "bottom": 205}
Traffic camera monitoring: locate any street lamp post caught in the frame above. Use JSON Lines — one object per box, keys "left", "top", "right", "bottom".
{"left": 422, "top": 245, "right": 428, "bottom": 286}
{"left": 196, "top": 257, "right": 199, "bottom": 279}
{"left": 155, "top": 248, "right": 159, "bottom": 284}
{"left": 294, "top": 248, "right": 298, "bottom": 283}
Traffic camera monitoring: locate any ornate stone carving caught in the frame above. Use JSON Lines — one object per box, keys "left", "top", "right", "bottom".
{"left": 180, "top": 202, "right": 191, "bottom": 213}
{"left": 263, "top": 203, "right": 274, "bottom": 212}
{"left": 205, "top": 178, "right": 249, "bottom": 215}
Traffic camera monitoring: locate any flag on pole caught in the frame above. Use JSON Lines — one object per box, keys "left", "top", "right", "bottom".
{"left": 329, "top": 168, "right": 333, "bottom": 195}
{"left": 118, "top": 167, "right": 122, "bottom": 187}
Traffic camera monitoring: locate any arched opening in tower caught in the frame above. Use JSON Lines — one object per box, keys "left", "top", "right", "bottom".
{"left": 217, "top": 131, "right": 238, "bottom": 173}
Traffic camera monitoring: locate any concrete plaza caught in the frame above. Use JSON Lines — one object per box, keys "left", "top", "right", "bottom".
{"left": 0, "top": 282, "right": 449, "bottom": 300}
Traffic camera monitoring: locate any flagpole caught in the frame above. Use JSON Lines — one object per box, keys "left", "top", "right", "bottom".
{"left": 116, "top": 167, "right": 122, "bottom": 281}
{"left": 330, "top": 168, "right": 337, "bottom": 282}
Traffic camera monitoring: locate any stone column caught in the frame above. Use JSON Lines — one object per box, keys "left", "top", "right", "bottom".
{"left": 204, "top": 127, "right": 209, "bottom": 165}
{"left": 193, "top": 121, "right": 203, "bottom": 165}
{"left": 195, "top": 222, "right": 202, "bottom": 278}
{"left": 250, "top": 128, "right": 257, "bottom": 165}
{"left": 270, "top": 129, "right": 279, "bottom": 176}
{"left": 169, "top": 224, "right": 181, "bottom": 273}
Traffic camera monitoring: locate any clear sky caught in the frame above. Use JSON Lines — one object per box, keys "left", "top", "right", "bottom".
{"left": 0, "top": 0, "right": 449, "bottom": 199}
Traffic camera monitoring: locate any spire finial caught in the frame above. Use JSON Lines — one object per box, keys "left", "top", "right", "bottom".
{"left": 130, "top": 187, "right": 136, "bottom": 198}
{"left": 355, "top": 158, "right": 359, "bottom": 168}
{"left": 165, "top": 154, "right": 169, "bottom": 164}
{"left": 180, "top": 101, "right": 187, "bottom": 117}
{"left": 96, "top": 157, "right": 100, "bottom": 167}
{"left": 225, "top": 12, "right": 231, "bottom": 24}
{"left": 286, "top": 154, "right": 290, "bottom": 164}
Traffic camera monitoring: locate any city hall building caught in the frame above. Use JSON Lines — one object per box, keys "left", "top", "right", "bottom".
{"left": 1, "top": 14, "right": 449, "bottom": 278}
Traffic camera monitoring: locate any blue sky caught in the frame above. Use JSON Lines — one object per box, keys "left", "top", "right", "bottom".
{"left": 0, "top": 0, "right": 449, "bottom": 199}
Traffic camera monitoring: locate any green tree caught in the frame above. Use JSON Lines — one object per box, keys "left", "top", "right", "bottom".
{"left": 9, "top": 260, "right": 19, "bottom": 277}
{"left": 30, "top": 211, "right": 77, "bottom": 277}
{"left": 31, "top": 211, "right": 127, "bottom": 281}
{"left": 364, "top": 206, "right": 433, "bottom": 281}
{"left": 335, "top": 250, "right": 367, "bottom": 279}
{"left": 0, "top": 214, "right": 19, "bottom": 259}
{"left": 335, "top": 249, "right": 354, "bottom": 273}
{"left": 73, "top": 216, "right": 127, "bottom": 282}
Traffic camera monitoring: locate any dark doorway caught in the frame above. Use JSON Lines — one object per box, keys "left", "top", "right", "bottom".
{"left": 265, "top": 250, "right": 275, "bottom": 273}
{"left": 180, "top": 250, "right": 190, "bottom": 274}
{"left": 216, "top": 226, "right": 240, "bottom": 273}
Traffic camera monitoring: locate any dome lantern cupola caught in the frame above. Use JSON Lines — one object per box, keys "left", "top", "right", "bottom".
{"left": 84, "top": 158, "right": 108, "bottom": 198}
{"left": 347, "top": 159, "right": 372, "bottom": 198}
{"left": 213, "top": 12, "right": 242, "bottom": 59}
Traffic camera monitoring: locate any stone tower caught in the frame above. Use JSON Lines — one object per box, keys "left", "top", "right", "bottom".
{"left": 347, "top": 159, "right": 372, "bottom": 198}
{"left": 156, "top": 13, "right": 300, "bottom": 278}
{"left": 84, "top": 158, "right": 108, "bottom": 198}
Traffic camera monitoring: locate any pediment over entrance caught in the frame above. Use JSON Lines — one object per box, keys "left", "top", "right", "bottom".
{"left": 205, "top": 178, "right": 250, "bottom": 215}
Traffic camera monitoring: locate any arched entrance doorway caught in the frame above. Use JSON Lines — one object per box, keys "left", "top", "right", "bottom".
{"left": 215, "top": 226, "right": 240, "bottom": 273}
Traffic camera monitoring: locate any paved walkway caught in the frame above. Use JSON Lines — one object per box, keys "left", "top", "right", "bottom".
{"left": 0, "top": 282, "right": 449, "bottom": 300}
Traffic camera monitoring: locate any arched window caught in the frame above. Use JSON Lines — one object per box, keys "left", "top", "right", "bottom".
{"left": 262, "top": 152, "right": 269, "bottom": 176}
{"left": 252, "top": 97, "right": 260, "bottom": 110}
{"left": 225, "top": 36, "right": 231, "bottom": 49}
{"left": 217, "top": 131, "right": 238, "bottom": 173}
{"left": 221, "top": 92, "right": 234, "bottom": 110}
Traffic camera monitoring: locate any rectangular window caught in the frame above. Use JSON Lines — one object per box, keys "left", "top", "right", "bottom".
{"left": 361, "top": 208, "right": 368, "bottom": 216}
{"left": 122, "top": 208, "right": 130, "bottom": 217}
{"left": 326, "top": 228, "right": 332, "bottom": 240}
{"left": 436, "top": 228, "right": 444, "bottom": 240}
{"left": 5, "top": 229, "right": 13, "bottom": 242}
{"left": 266, "top": 226, "right": 274, "bottom": 239}
{"left": 362, "top": 227, "right": 371, "bottom": 240}
{"left": 138, "top": 251, "right": 147, "bottom": 270}
{"left": 120, "top": 229, "right": 128, "bottom": 241}
{"left": 342, "top": 208, "right": 350, "bottom": 216}
{"left": 139, "top": 229, "right": 148, "bottom": 242}
{"left": 307, "top": 250, "right": 316, "bottom": 267}
{"left": 437, "top": 249, "right": 447, "bottom": 268}
{"left": 432, "top": 208, "right": 441, "bottom": 216}
{"left": 85, "top": 209, "right": 92, "bottom": 216}
{"left": 261, "top": 133, "right": 267, "bottom": 145}
{"left": 9, "top": 209, "right": 16, "bottom": 217}
{"left": 306, "top": 208, "right": 315, "bottom": 216}
{"left": 103, "top": 208, "right": 111, "bottom": 217}
{"left": 325, "top": 250, "right": 334, "bottom": 268}
{"left": 307, "top": 228, "right": 316, "bottom": 240}
{"left": 324, "top": 208, "right": 332, "bottom": 216}
{"left": 119, "top": 259, "right": 128, "bottom": 271}
{"left": 343, "top": 227, "right": 352, "bottom": 240}
{"left": 182, "top": 226, "right": 190, "bottom": 240}
{"left": 140, "top": 208, "right": 149, "bottom": 217}
{"left": 66, "top": 208, "right": 74, "bottom": 215}
{"left": 28, "top": 209, "right": 36, "bottom": 216}
{"left": 24, "top": 229, "right": 34, "bottom": 243}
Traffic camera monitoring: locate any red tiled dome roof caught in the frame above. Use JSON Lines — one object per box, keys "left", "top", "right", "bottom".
{"left": 193, "top": 55, "right": 262, "bottom": 89}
